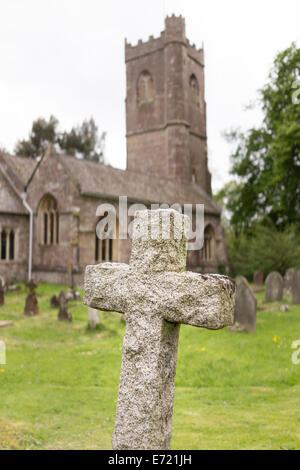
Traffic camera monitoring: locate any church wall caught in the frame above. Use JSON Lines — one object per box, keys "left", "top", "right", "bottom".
{"left": 26, "top": 152, "right": 82, "bottom": 285}
{"left": 79, "top": 196, "right": 132, "bottom": 266}
{"left": 186, "top": 212, "right": 228, "bottom": 274}
{"left": 0, "top": 213, "right": 29, "bottom": 282}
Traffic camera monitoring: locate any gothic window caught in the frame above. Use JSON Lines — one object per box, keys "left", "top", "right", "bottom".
{"left": 137, "top": 71, "right": 154, "bottom": 104}
{"left": 192, "top": 169, "right": 197, "bottom": 183}
{"left": 0, "top": 228, "right": 15, "bottom": 261}
{"left": 189, "top": 74, "right": 199, "bottom": 106}
{"left": 39, "top": 195, "right": 59, "bottom": 245}
{"left": 95, "top": 215, "right": 118, "bottom": 263}
{"left": 200, "top": 225, "right": 215, "bottom": 261}
{"left": 9, "top": 230, "right": 14, "bottom": 260}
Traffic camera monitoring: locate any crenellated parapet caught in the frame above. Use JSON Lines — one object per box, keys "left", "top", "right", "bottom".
{"left": 125, "top": 15, "right": 204, "bottom": 66}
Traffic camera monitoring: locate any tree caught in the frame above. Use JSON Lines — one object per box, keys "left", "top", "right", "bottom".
{"left": 225, "top": 43, "right": 300, "bottom": 231}
{"left": 226, "top": 223, "right": 300, "bottom": 279}
{"left": 15, "top": 116, "right": 58, "bottom": 159}
{"left": 14, "top": 116, "right": 104, "bottom": 163}
{"left": 58, "top": 118, "right": 103, "bottom": 162}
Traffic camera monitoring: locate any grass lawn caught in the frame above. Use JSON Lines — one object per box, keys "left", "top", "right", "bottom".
{"left": 0, "top": 282, "right": 299, "bottom": 450}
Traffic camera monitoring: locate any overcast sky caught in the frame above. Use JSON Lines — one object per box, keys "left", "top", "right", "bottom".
{"left": 0, "top": 0, "right": 299, "bottom": 191}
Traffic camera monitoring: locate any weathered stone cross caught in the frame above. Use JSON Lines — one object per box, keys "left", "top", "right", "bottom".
{"left": 84, "top": 209, "right": 235, "bottom": 450}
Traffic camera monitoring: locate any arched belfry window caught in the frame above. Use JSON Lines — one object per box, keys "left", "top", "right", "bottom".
{"left": 137, "top": 71, "right": 154, "bottom": 104}
{"left": 39, "top": 195, "right": 59, "bottom": 245}
{"left": 189, "top": 74, "right": 199, "bottom": 106}
{"left": 95, "top": 213, "right": 119, "bottom": 263}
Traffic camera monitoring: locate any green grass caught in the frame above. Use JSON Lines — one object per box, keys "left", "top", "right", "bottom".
{"left": 0, "top": 282, "right": 299, "bottom": 449}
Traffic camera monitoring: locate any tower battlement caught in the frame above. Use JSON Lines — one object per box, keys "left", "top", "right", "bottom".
{"left": 125, "top": 16, "right": 211, "bottom": 195}
{"left": 125, "top": 15, "right": 203, "bottom": 66}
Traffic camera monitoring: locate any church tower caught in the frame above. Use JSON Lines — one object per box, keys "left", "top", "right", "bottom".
{"left": 125, "top": 15, "right": 212, "bottom": 196}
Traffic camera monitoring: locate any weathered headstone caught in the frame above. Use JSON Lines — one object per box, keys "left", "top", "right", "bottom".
{"left": 84, "top": 209, "right": 235, "bottom": 450}
{"left": 284, "top": 268, "right": 296, "bottom": 296}
{"left": 253, "top": 270, "right": 264, "bottom": 286}
{"left": 58, "top": 290, "right": 72, "bottom": 322}
{"left": 231, "top": 276, "right": 257, "bottom": 333}
{"left": 24, "top": 280, "right": 39, "bottom": 316}
{"left": 292, "top": 269, "right": 300, "bottom": 305}
{"left": 0, "top": 281, "right": 4, "bottom": 306}
{"left": 280, "top": 304, "right": 289, "bottom": 312}
{"left": 265, "top": 271, "right": 283, "bottom": 302}
{"left": 50, "top": 294, "right": 59, "bottom": 308}
{"left": 0, "top": 276, "right": 5, "bottom": 289}
{"left": 88, "top": 307, "right": 99, "bottom": 329}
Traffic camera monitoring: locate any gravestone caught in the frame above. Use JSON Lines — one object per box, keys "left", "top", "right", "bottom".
{"left": 66, "top": 289, "right": 81, "bottom": 302}
{"left": 7, "top": 285, "right": 20, "bottom": 292}
{"left": 265, "top": 271, "right": 283, "bottom": 302}
{"left": 284, "top": 268, "right": 296, "bottom": 296}
{"left": 280, "top": 304, "right": 289, "bottom": 312}
{"left": 292, "top": 270, "right": 300, "bottom": 305}
{"left": 58, "top": 290, "right": 72, "bottom": 322}
{"left": 50, "top": 294, "right": 59, "bottom": 308}
{"left": 0, "top": 276, "right": 5, "bottom": 289}
{"left": 0, "top": 281, "right": 4, "bottom": 306}
{"left": 253, "top": 270, "right": 264, "bottom": 286}
{"left": 231, "top": 276, "right": 257, "bottom": 332}
{"left": 88, "top": 307, "right": 99, "bottom": 329}
{"left": 84, "top": 209, "right": 236, "bottom": 450}
{"left": 24, "top": 280, "right": 39, "bottom": 316}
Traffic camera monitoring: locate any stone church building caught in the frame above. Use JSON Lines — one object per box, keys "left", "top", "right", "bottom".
{"left": 0, "top": 15, "right": 227, "bottom": 285}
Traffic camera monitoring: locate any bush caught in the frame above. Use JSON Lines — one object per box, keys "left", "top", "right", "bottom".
{"left": 227, "top": 223, "right": 300, "bottom": 279}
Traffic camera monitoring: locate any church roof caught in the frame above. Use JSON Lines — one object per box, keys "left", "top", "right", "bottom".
{"left": 0, "top": 152, "right": 37, "bottom": 192}
{"left": 58, "top": 153, "right": 221, "bottom": 215}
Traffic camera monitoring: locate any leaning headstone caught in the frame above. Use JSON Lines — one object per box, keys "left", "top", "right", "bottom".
{"left": 292, "top": 270, "right": 300, "bottom": 305}
{"left": 253, "top": 270, "right": 264, "bottom": 286}
{"left": 284, "top": 268, "right": 296, "bottom": 296}
{"left": 84, "top": 209, "right": 236, "bottom": 450}
{"left": 88, "top": 307, "right": 99, "bottom": 329}
{"left": 58, "top": 290, "right": 72, "bottom": 322}
{"left": 0, "top": 282, "right": 4, "bottom": 306}
{"left": 231, "top": 276, "right": 257, "bottom": 333}
{"left": 24, "top": 280, "right": 39, "bottom": 316}
{"left": 265, "top": 271, "right": 283, "bottom": 302}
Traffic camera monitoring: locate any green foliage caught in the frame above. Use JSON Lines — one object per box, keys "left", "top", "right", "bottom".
{"left": 225, "top": 223, "right": 300, "bottom": 279}
{"left": 15, "top": 116, "right": 58, "bottom": 158}
{"left": 225, "top": 43, "right": 300, "bottom": 230}
{"left": 217, "top": 43, "right": 300, "bottom": 276}
{"left": 15, "top": 116, "right": 104, "bottom": 163}
{"left": 0, "top": 283, "right": 300, "bottom": 449}
{"left": 58, "top": 118, "right": 103, "bottom": 162}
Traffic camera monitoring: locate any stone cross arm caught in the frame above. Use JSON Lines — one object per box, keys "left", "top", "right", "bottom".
{"left": 84, "top": 263, "right": 234, "bottom": 330}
